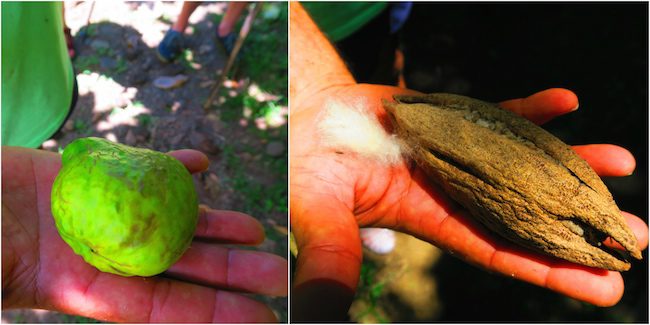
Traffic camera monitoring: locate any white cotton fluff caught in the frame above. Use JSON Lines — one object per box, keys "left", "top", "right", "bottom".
{"left": 317, "top": 99, "right": 403, "bottom": 165}
{"left": 360, "top": 228, "right": 397, "bottom": 254}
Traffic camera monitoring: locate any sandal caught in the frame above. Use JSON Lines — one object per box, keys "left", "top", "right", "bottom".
{"left": 157, "top": 29, "right": 185, "bottom": 62}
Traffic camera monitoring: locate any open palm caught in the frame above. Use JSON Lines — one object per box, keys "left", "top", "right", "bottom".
{"left": 290, "top": 85, "right": 648, "bottom": 321}
{"left": 2, "top": 147, "right": 287, "bottom": 322}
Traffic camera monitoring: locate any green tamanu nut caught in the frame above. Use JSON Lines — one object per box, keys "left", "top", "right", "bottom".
{"left": 51, "top": 137, "right": 198, "bottom": 276}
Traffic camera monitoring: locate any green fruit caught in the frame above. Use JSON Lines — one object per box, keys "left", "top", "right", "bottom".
{"left": 51, "top": 137, "right": 198, "bottom": 276}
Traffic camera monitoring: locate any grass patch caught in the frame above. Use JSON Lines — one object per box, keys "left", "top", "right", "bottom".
{"left": 157, "top": 13, "right": 174, "bottom": 25}
{"left": 73, "top": 118, "right": 93, "bottom": 136}
{"left": 77, "top": 24, "right": 98, "bottom": 38}
{"left": 221, "top": 144, "right": 287, "bottom": 216}
{"left": 75, "top": 55, "right": 100, "bottom": 72}
{"left": 114, "top": 58, "right": 128, "bottom": 74}
{"left": 137, "top": 113, "right": 155, "bottom": 128}
{"left": 239, "top": 3, "right": 288, "bottom": 96}
{"left": 177, "top": 49, "right": 200, "bottom": 71}
{"left": 353, "top": 260, "right": 390, "bottom": 323}
{"left": 218, "top": 94, "right": 246, "bottom": 121}
{"left": 95, "top": 46, "right": 113, "bottom": 57}
{"left": 219, "top": 92, "right": 287, "bottom": 124}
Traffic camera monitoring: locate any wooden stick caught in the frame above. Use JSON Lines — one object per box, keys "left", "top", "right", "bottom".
{"left": 85, "top": 1, "right": 96, "bottom": 26}
{"left": 204, "top": 3, "right": 262, "bottom": 110}
{"left": 78, "top": 1, "right": 96, "bottom": 43}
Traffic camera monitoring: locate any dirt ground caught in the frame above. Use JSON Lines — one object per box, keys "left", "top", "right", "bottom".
{"left": 3, "top": 1, "right": 287, "bottom": 323}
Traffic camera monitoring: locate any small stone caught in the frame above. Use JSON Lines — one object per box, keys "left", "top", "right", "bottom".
{"left": 64, "top": 120, "right": 75, "bottom": 132}
{"left": 204, "top": 173, "right": 220, "bottom": 199}
{"left": 169, "top": 101, "right": 182, "bottom": 113}
{"left": 205, "top": 113, "right": 219, "bottom": 123}
{"left": 265, "top": 141, "right": 285, "bottom": 157}
{"left": 125, "top": 129, "right": 137, "bottom": 146}
{"left": 126, "top": 35, "right": 140, "bottom": 49}
{"left": 204, "top": 173, "right": 220, "bottom": 189}
{"left": 199, "top": 80, "right": 215, "bottom": 88}
{"left": 153, "top": 75, "right": 189, "bottom": 89}
{"left": 41, "top": 139, "right": 59, "bottom": 151}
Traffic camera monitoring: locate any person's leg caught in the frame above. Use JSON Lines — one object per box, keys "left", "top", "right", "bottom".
{"left": 171, "top": 1, "right": 202, "bottom": 33}
{"left": 216, "top": 2, "right": 248, "bottom": 54}
{"left": 217, "top": 2, "right": 247, "bottom": 37}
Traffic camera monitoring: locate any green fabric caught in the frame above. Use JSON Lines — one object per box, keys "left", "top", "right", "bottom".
{"left": 2, "top": 1, "right": 74, "bottom": 148}
{"left": 302, "top": 2, "right": 388, "bottom": 42}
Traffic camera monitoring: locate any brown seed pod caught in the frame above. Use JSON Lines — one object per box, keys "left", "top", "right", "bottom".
{"left": 383, "top": 93, "right": 641, "bottom": 271}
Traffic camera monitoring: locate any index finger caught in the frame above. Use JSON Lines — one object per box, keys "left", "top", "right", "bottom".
{"left": 499, "top": 88, "right": 579, "bottom": 124}
{"left": 168, "top": 149, "right": 209, "bottom": 173}
{"left": 194, "top": 207, "right": 265, "bottom": 245}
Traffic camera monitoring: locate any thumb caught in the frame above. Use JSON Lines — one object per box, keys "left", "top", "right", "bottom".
{"left": 291, "top": 200, "right": 362, "bottom": 322}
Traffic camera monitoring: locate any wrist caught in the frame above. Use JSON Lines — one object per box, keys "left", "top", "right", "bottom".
{"left": 290, "top": 2, "right": 355, "bottom": 115}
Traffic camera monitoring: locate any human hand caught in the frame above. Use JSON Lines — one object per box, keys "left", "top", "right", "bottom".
{"left": 2, "top": 146, "right": 287, "bottom": 323}
{"left": 290, "top": 85, "right": 648, "bottom": 321}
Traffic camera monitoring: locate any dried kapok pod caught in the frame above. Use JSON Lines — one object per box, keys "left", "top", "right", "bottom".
{"left": 383, "top": 93, "right": 641, "bottom": 271}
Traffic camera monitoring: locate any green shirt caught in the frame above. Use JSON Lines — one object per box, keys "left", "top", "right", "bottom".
{"left": 302, "top": 2, "right": 388, "bottom": 42}
{"left": 2, "top": 1, "right": 74, "bottom": 148}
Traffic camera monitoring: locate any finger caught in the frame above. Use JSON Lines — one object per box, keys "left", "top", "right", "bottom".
{"left": 572, "top": 144, "right": 636, "bottom": 177}
{"left": 167, "top": 149, "right": 209, "bottom": 173}
{"left": 426, "top": 210, "right": 626, "bottom": 306}
{"left": 374, "top": 171, "right": 628, "bottom": 307}
{"left": 166, "top": 242, "right": 288, "bottom": 297}
{"left": 487, "top": 239, "right": 626, "bottom": 307}
{"left": 291, "top": 202, "right": 361, "bottom": 322}
{"left": 603, "top": 211, "right": 649, "bottom": 251}
{"left": 42, "top": 270, "right": 277, "bottom": 323}
{"left": 499, "top": 88, "right": 579, "bottom": 125}
{"left": 489, "top": 245, "right": 625, "bottom": 307}
{"left": 148, "top": 281, "right": 278, "bottom": 323}
{"left": 195, "top": 207, "right": 265, "bottom": 245}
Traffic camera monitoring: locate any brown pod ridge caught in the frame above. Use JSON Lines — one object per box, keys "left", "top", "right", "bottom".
{"left": 383, "top": 93, "right": 641, "bottom": 271}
